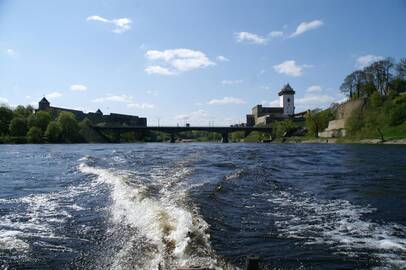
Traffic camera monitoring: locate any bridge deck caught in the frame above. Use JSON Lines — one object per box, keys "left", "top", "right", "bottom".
{"left": 92, "top": 125, "right": 272, "bottom": 133}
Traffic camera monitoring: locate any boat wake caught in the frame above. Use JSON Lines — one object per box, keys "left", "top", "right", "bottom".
{"left": 77, "top": 155, "right": 224, "bottom": 270}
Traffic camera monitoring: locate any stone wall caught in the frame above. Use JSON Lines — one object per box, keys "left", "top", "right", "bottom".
{"left": 319, "top": 98, "right": 366, "bottom": 138}
{"left": 336, "top": 98, "right": 366, "bottom": 119}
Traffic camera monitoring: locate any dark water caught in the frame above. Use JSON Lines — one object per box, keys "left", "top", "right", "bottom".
{"left": 0, "top": 143, "right": 406, "bottom": 270}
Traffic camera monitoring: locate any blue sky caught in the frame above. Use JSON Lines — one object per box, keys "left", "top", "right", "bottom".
{"left": 1, "top": 0, "right": 405, "bottom": 126}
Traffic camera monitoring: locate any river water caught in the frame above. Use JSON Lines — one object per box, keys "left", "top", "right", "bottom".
{"left": 0, "top": 143, "right": 405, "bottom": 270}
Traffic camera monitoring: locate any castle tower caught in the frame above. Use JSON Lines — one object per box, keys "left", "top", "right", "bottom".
{"left": 278, "top": 83, "right": 295, "bottom": 116}
{"left": 38, "top": 97, "right": 50, "bottom": 110}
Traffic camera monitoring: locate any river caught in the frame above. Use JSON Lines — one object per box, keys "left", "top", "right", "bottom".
{"left": 0, "top": 143, "right": 405, "bottom": 269}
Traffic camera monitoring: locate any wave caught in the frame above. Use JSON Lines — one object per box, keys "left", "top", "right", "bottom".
{"left": 267, "top": 190, "right": 406, "bottom": 269}
{"left": 0, "top": 178, "right": 95, "bottom": 256}
{"left": 78, "top": 157, "right": 221, "bottom": 270}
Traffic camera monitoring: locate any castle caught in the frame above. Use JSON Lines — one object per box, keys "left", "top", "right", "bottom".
{"left": 246, "top": 83, "right": 296, "bottom": 126}
{"left": 37, "top": 97, "right": 147, "bottom": 127}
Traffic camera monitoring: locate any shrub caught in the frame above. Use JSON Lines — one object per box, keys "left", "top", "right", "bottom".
{"left": 369, "top": 91, "right": 383, "bottom": 108}
{"left": 27, "top": 127, "right": 43, "bottom": 143}
{"left": 305, "top": 108, "right": 334, "bottom": 137}
{"left": 9, "top": 117, "right": 28, "bottom": 136}
{"left": 45, "top": 121, "right": 62, "bottom": 143}
{"left": 388, "top": 103, "right": 406, "bottom": 126}
{"left": 28, "top": 111, "right": 51, "bottom": 131}
{"left": 345, "top": 108, "right": 364, "bottom": 136}
{"left": 272, "top": 119, "right": 296, "bottom": 138}
{"left": 57, "top": 112, "right": 80, "bottom": 142}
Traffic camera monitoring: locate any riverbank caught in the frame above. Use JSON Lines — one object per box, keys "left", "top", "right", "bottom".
{"left": 274, "top": 136, "right": 406, "bottom": 144}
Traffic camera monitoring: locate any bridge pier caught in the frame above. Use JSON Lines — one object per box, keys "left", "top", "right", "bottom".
{"left": 221, "top": 132, "right": 229, "bottom": 143}
{"left": 170, "top": 133, "right": 176, "bottom": 143}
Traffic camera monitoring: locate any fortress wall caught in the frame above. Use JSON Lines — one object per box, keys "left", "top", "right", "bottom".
{"left": 336, "top": 98, "right": 367, "bottom": 119}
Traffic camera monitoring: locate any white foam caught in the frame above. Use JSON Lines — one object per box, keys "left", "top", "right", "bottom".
{"left": 78, "top": 161, "right": 218, "bottom": 269}
{"left": 268, "top": 190, "right": 406, "bottom": 268}
{"left": 0, "top": 176, "right": 97, "bottom": 254}
{"left": 0, "top": 230, "right": 29, "bottom": 251}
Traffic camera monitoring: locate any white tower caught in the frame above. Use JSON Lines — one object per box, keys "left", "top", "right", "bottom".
{"left": 278, "top": 83, "right": 295, "bottom": 116}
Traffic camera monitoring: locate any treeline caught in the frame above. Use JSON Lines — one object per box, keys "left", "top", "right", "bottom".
{"left": 342, "top": 58, "right": 406, "bottom": 138}
{"left": 306, "top": 57, "right": 406, "bottom": 139}
{"left": 0, "top": 105, "right": 89, "bottom": 143}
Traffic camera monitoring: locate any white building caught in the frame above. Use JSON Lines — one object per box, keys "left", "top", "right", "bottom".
{"left": 246, "top": 83, "right": 296, "bottom": 126}
{"left": 279, "top": 83, "right": 295, "bottom": 116}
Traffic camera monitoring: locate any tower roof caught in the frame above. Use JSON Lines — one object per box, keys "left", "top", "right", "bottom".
{"left": 278, "top": 83, "right": 295, "bottom": 96}
{"left": 39, "top": 97, "right": 50, "bottom": 104}
{"left": 96, "top": 109, "right": 103, "bottom": 115}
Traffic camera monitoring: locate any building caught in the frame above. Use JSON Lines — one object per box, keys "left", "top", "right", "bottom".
{"left": 37, "top": 97, "right": 147, "bottom": 127}
{"left": 246, "top": 84, "right": 296, "bottom": 126}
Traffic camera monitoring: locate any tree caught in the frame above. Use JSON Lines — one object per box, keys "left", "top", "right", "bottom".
{"left": 13, "top": 105, "right": 33, "bottom": 118}
{"left": 345, "top": 108, "right": 364, "bottom": 136}
{"left": 272, "top": 119, "right": 296, "bottom": 138}
{"left": 45, "top": 121, "right": 62, "bottom": 143}
{"left": 389, "top": 78, "right": 406, "bottom": 94}
{"left": 0, "top": 106, "right": 14, "bottom": 135}
{"left": 57, "top": 112, "right": 80, "bottom": 142}
{"left": 305, "top": 109, "right": 334, "bottom": 137}
{"left": 28, "top": 111, "right": 51, "bottom": 131}
{"left": 388, "top": 103, "right": 406, "bottom": 126}
{"left": 369, "top": 91, "right": 383, "bottom": 108}
{"left": 396, "top": 58, "right": 406, "bottom": 79}
{"left": 27, "top": 127, "right": 43, "bottom": 143}
{"left": 340, "top": 74, "right": 355, "bottom": 98}
{"left": 9, "top": 117, "right": 28, "bottom": 136}
{"left": 364, "top": 58, "right": 394, "bottom": 95}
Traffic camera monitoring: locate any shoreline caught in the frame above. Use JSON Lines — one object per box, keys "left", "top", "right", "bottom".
{"left": 1, "top": 137, "right": 406, "bottom": 145}
{"left": 280, "top": 137, "right": 406, "bottom": 145}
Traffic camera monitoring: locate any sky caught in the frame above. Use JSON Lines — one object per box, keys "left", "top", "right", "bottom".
{"left": 0, "top": 0, "right": 405, "bottom": 126}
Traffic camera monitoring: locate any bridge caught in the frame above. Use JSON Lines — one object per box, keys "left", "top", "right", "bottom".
{"left": 92, "top": 125, "right": 273, "bottom": 143}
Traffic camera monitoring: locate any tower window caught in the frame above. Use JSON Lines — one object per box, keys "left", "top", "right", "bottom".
{"left": 287, "top": 98, "right": 290, "bottom": 102}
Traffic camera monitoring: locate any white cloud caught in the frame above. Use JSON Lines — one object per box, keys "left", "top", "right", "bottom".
{"left": 269, "top": 31, "right": 284, "bottom": 37}
{"left": 273, "top": 60, "right": 309, "bottom": 77}
{"left": 208, "top": 97, "right": 245, "bottom": 105}
{"left": 217, "top": 55, "right": 230, "bottom": 62}
{"left": 307, "top": 85, "right": 322, "bottom": 93}
{"left": 146, "top": 90, "right": 159, "bottom": 96}
{"left": 296, "top": 94, "right": 334, "bottom": 106}
{"left": 262, "top": 99, "right": 280, "bottom": 107}
{"left": 92, "top": 94, "right": 132, "bottom": 103}
{"left": 87, "top": 15, "right": 109, "bottom": 23}
{"left": 294, "top": 93, "right": 346, "bottom": 111}
{"left": 92, "top": 94, "right": 155, "bottom": 109}
{"left": 290, "top": 20, "right": 323, "bottom": 37}
{"left": 0, "top": 97, "right": 9, "bottom": 104}
{"left": 111, "top": 18, "right": 132, "bottom": 33}
{"left": 356, "top": 54, "right": 384, "bottom": 68}
{"left": 46, "top": 92, "right": 62, "bottom": 100}
{"left": 145, "top": 48, "right": 215, "bottom": 75}
{"left": 258, "top": 69, "right": 266, "bottom": 76}
{"left": 127, "top": 102, "right": 155, "bottom": 109}
{"left": 144, "top": 65, "right": 174, "bottom": 75}
{"left": 175, "top": 109, "right": 208, "bottom": 122}
{"left": 221, "top": 79, "right": 243, "bottom": 85}
{"left": 70, "top": 84, "right": 88, "bottom": 92}
{"left": 5, "top": 49, "right": 17, "bottom": 57}
{"left": 235, "top": 32, "right": 267, "bottom": 44}
{"left": 86, "top": 15, "right": 132, "bottom": 33}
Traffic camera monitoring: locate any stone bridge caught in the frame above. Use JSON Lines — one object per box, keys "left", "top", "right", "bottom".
{"left": 92, "top": 125, "right": 273, "bottom": 143}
